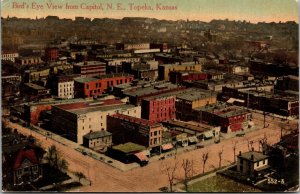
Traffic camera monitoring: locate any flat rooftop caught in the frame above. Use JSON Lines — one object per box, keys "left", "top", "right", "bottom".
{"left": 54, "top": 99, "right": 135, "bottom": 115}
{"left": 163, "top": 120, "right": 214, "bottom": 133}
{"left": 24, "top": 83, "right": 47, "bottom": 90}
{"left": 74, "top": 61, "right": 106, "bottom": 66}
{"left": 124, "top": 82, "right": 183, "bottom": 97}
{"left": 176, "top": 88, "right": 216, "bottom": 101}
{"left": 194, "top": 103, "right": 250, "bottom": 118}
{"left": 74, "top": 73, "right": 133, "bottom": 83}
{"left": 110, "top": 113, "right": 160, "bottom": 127}
{"left": 112, "top": 142, "right": 146, "bottom": 154}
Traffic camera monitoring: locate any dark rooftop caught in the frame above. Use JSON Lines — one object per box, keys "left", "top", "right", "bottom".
{"left": 83, "top": 131, "right": 112, "bottom": 140}
{"left": 238, "top": 151, "right": 268, "bottom": 162}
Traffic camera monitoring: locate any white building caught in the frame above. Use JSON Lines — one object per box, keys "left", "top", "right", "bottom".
{"left": 237, "top": 151, "right": 269, "bottom": 177}
{"left": 52, "top": 99, "right": 141, "bottom": 144}
{"left": 1, "top": 52, "right": 19, "bottom": 62}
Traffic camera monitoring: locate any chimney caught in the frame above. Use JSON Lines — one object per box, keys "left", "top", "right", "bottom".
{"left": 239, "top": 151, "right": 241, "bottom": 156}
{"left": 252, "top": 147, "right": 254, "bottom": 151}
{"left": 251, "top": 154, "right": 254, "bottom": 160}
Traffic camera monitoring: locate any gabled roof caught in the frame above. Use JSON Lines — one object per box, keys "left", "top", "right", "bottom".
{"left": 13, "top": 149, "right": 39, "bottom": 169}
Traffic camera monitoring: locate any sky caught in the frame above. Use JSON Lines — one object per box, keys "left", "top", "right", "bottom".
{"left": 1, "top": 0, "right": 299, "bottom": 23}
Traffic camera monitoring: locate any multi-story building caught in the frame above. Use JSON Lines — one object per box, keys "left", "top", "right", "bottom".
{"left": 141, "top": 93, "right": 177, "bottom": 122}
{"left": 107, "top": 113, "right": 163, "bottom": 149}
{"left": 169, "top": 71, "right": 207, "bottom": 84}
{"left": 191, "top": 103, "right": 252, "bottom": 133}
{"left": 52, "top": 75, "right": 81, "bottom": 99}
{"left": 116, "top": 43, "right": 150, "bottom": 50}
{"left": 222, "top": 85, "right": 299, "bottom": 117}
{"left": 73, "top": 61, "right": 106, "bottom": 77}
{"left": 123, "top": 82, "right": 186, "bottom": 105}
{"left": 21, "top": 83, "right": 51, "bottom": 101}
{"left": 52, "top": 99, "right": 141, "bottom": 144}
{"left": 15, "top": 57, "right": 43, "bottom": 65}
{"left": 158, "top": 62, "right": 202, "bottom": 81}
{"left": 74, "top": 73, "right": 134, "bottom": 98}
{"left": 1, "top": 51, "right": 19, "bottom": 62}
{"left": 45, "top": 47, "right": 59, "bottom": 61}
{"left": 176, "top": 89, "right": 217, "bottom": 121}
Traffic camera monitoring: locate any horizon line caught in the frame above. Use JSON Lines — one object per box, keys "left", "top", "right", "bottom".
{"left": 2, "top": 14, "right": 299, "bottom": 25}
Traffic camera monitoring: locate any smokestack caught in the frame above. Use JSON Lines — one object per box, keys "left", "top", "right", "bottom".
{"left": 239, "top": 151, "right": 241, "bottom": 156}
{"left": 252, "top": 147, "right": 254, "bottom": 151}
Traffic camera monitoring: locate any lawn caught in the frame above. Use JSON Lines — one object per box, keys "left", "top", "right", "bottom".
{"left": 187, "top": 175, "right": 261, "bottom": 192}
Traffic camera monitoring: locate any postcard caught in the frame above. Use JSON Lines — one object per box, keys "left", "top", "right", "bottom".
{"left": 1, "top": 0, "right": 299, "bottom": 192}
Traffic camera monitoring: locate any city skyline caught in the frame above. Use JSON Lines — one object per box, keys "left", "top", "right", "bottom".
{"left": 1, "top": 0, "right": 299, "bottom": 23}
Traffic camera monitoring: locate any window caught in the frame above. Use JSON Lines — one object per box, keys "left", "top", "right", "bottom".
{"left": 256, "top": 162, "right": 259, "bottom": 167}
{"left": 263, "top": 159, "right": 265, "bottom": 164}
{"left": 96, "top": 83, "right": 98, "bottom": 88}
{"left": 154, "top": 131, "right": 157, "bottom": 136}
{"left": 86, "top": 84, "right": 89, "bottom": 89}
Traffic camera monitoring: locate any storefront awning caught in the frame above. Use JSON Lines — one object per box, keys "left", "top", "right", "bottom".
{"left": 188, "top": 136, "right": 198, "bottom": 143}
{"left": 161, "top": 143, "right": 174, "bottom": 151}
{"left": 134, "top": 152, "right": 148, "bottom": 161}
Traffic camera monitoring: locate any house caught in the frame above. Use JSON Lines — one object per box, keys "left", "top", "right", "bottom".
{"left": 73, "top": 61, "right": 106, "bottom": 77}
{"left": 237, "top": 151, "right": 270, "bottom": 178}
{"left": 13, "top": 148, "right": 43, "bottom": 185}
{"left": 83, "top": 131, "right": 112, "bottom": 153}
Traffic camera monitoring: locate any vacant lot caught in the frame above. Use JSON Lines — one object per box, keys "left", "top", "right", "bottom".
{"left": 187, "top": 174, "right": 260, "bottom": 192}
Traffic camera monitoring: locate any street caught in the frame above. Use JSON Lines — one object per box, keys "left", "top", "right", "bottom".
{"left": 6, "top": 112, "right": 298, "bottom": 192}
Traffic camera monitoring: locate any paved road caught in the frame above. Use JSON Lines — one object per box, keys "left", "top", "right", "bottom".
{"left": 6, "top": 113, "right": 298, "bottom": 192}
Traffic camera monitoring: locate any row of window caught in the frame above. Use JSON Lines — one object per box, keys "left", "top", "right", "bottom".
{"left": 150, "top": 130, "right": 161, "bottom": 137}
{"left": 86, "top": 78, "right": 132, "bottom": 90}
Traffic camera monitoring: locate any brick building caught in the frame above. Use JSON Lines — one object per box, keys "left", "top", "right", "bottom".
{"left": 73, "top": 61, "right": 106, "bottom": 77}
{"left": 169, "top": 71, "right": 207, "bottom": 84}
{"left": 107, "top": 113, "right": 163, "bottom": 149}
{"left": 74, "top": 73, "right": 134, "bottom": 98}
{"left": 21, "top": 83, "right": 51, "bottom": 101}
{"left": 45, "top": 47, "right": 59, "bottom": 61}
{"left": 176, "top": 89, "right": 217, "bottom": 121}
{"left": 192, "top": 103, "right": 252, "bottom": 133}
{"left": 52, "top": 99, "right": 141, "bottom": 144}
{"left": 158, "top": 62, "right": 202, "bottom": 81}
{"left": 123, "top": 82, "right": 186, "bottom": 105}
{"left": 141, "top": 93, "right": 177, "bottom": 122}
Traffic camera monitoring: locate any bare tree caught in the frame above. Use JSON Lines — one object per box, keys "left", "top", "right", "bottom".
{"left": 218, "top": 148, "right": 223, "bottom": 168}
{"left": 259, "top": 133, "right": 268, "bottom": 152}
{"left": 246, "top": 138, "right": 254, "bottom": 151}
{"left": 232, "top": 140, "right": 237, "bottom": 163}
{"left": 161, "top": 159, "right": 179, "bottom": 192}
{"left": 201, "top": 152, "right": 209, "bottom": 174}
{"left": 181, "top": 159, "right": 193, "bottom": 192}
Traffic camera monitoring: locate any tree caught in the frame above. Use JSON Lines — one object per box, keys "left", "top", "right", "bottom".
{"left": 161, "top": 159, "right": 179, "bottom": 192}
{"left": 218, "top": 148, "right": 223, "bottom": 168}
{"left": 181, "top": 159, "right": 193, "bottom": 192}
{"left": 75, "top": 172, "right": 86, "bottom": 183}
{"left": 58, "top": 159, "right": 69, "bottom": 172}
{"left": 46, "top": 145, "right": 58, "bottom": 167}
{"left": 232, "top": 140, "right": 237, "bottom": 163}
{"left": 246, "top": 138, "right": 254, "bottom": 151}
{"left": 201, "top": 152, "right": 209, "bottom": 174}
